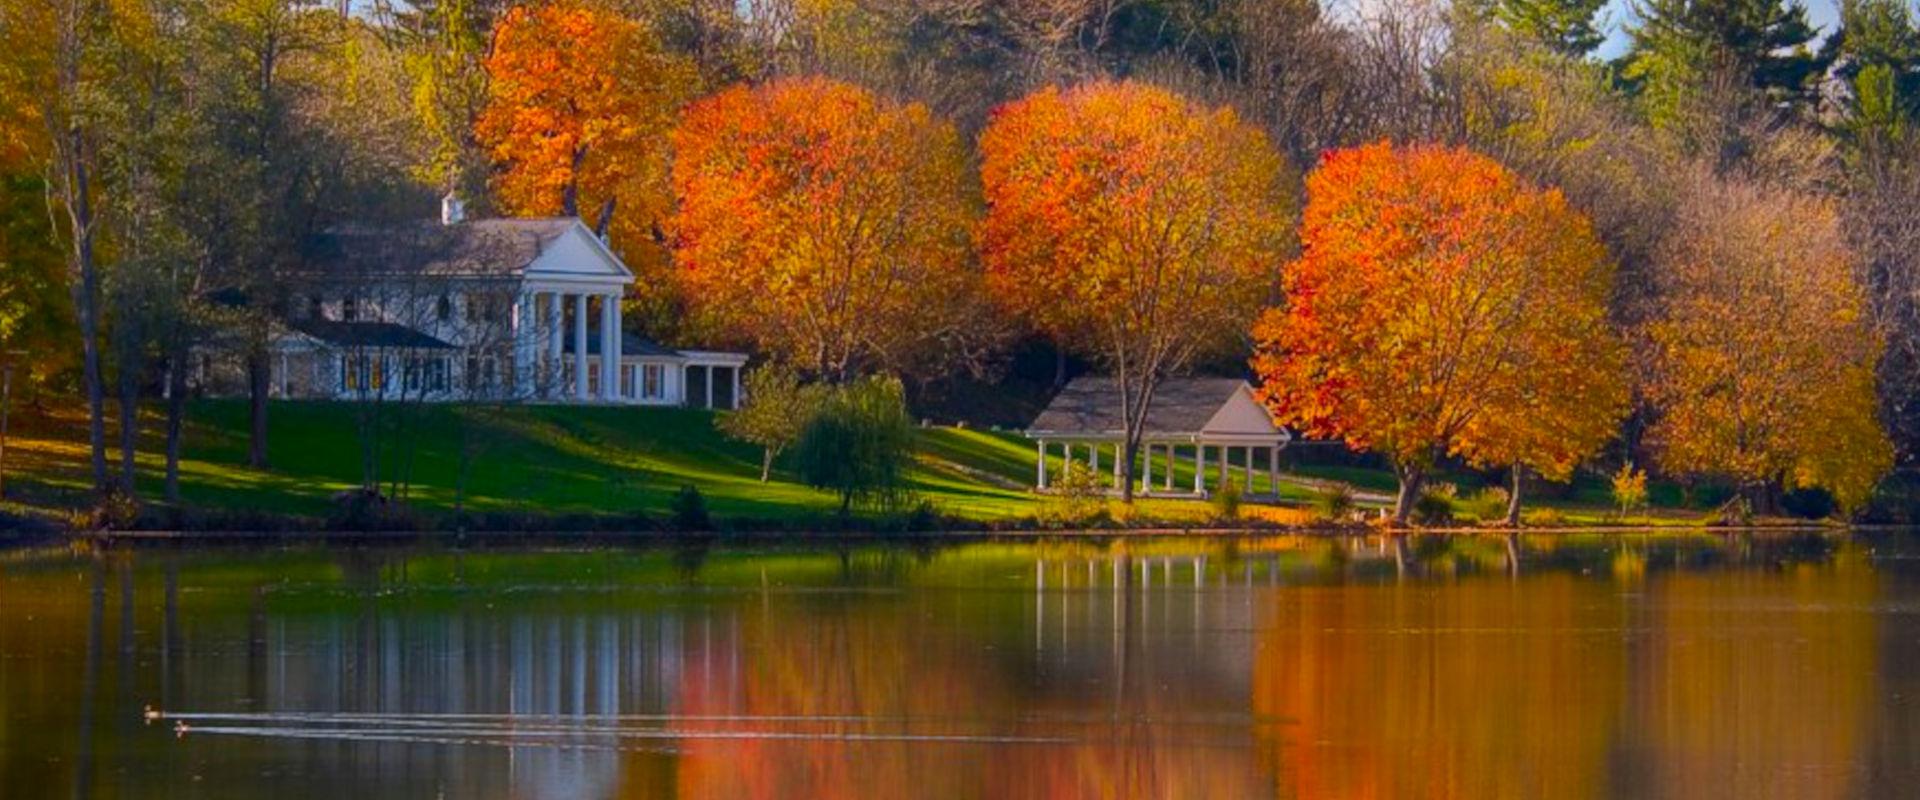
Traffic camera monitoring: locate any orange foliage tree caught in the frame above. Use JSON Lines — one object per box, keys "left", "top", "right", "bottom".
{"left": 1252, "top": 142, "right": 1627, "bottom": 525}
{"left": 668, "top": 76, "right": 987, "bottom": 381}
{"left": 1644, "top": 177, "right": 1892, "bottom": 514}
{"left": 476, "top": 1, "right": 692, "bottom": 265}
{"left": 978, "top": 80, "right": 1292, "bottom": 502}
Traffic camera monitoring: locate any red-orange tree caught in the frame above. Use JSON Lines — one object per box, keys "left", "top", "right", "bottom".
{"left": 979, "top": 81, "right": 1291, "bottom": 502}
{"left": 1252, "top": 142, "right": 1627, "bottom": 525}
{"left": 476, "top": 1, "right": 691, "bottom": 240}
{"left": 669, "top": 76, "right": 984, "bottom": 380}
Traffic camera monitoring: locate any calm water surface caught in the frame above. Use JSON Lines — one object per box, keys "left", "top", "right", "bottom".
{"left": 4, "top": 532, "right": 1920, "bottom": 798}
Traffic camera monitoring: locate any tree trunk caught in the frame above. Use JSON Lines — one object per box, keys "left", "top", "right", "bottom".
{"left": 246, "top": 344, "right": 270, "bottom": 468}
{"left": 1119, "top": 436, "right": 1137, "bottom": 504}
{"left": 1391, "top": 464, "right": 1426, "bottom": 527}
{"left": 117, "top": 351, "right": 139, "bottom": 496}
{"left": 163, "top": 345, "right": 186, "bottom": 504}
{"left": 69, "top": 201, "right": 108, "bottom": 494}
{"left": 760, "top": 446, "right": 774, "bottom": 482}
{"left": 1504, "top": 465, "right": 1525, "bottom": 527}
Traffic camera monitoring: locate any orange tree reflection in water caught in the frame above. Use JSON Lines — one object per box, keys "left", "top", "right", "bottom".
{"left": 0, "top": 536, "right": 1912, "bottom": 799}
{"left": 665, "top": 568, "right": 1268, "bottom": 798}
{"left": 1253, "top": 573, "right": 1630, "bottom": 799}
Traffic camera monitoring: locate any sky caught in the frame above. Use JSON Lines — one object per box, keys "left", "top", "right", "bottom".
{"left": 1595, "top": 0, "right": 1844, "bottom": 59}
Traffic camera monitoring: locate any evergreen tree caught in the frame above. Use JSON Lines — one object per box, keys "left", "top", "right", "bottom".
{"left": 1475, "top": 0, "right": 1610, "bottom": 56}
{"left": 1622, "top": 0, "right": 1828, "bottom": 105}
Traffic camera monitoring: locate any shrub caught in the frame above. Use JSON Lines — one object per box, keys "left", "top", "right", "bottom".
{"left": 1521, "top": 507, "right": 1567, "bottom": 527}
{"left": 671, "top": 484, "right": 711, "bottom": 530}
{"left": 1464, "top": 486, "right": 1510, "bottom": 523}
{"left": 793, "top": 376, "right": 915, "bottom": 517}
{"left": 1049, "top": 461, "right": 1107, "bottom": 524}
{"left": 1313, "top": 484, "right": 1356, "bottom": 522}
{"left": 1610, "top": 463, "right": 1648, "bottom": 518}
{"left": 1411, "top": 489, "right": 1454, "bottom": 526}
{"left": 1212, "top": 479, "right": 1243, "bottom": 520}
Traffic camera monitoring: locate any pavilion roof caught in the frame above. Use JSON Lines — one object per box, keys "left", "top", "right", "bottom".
{"left": 1025, "top": 377, "right": 1286, "bottom": 441}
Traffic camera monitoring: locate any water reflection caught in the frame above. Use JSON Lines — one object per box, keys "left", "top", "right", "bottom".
{"left": 0, "top": 533, "right": 1916, "bottom": 798}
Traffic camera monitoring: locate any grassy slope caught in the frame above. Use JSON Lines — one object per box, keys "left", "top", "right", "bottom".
{"left": 9, "top": 400, "right": 1258, "bottom": 523}
{"left": 4, "top": 399, "right": 1703, "bottom": 527}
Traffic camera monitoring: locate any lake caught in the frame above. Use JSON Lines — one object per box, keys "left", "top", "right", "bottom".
{"left": 3, "top": 532, "right": 1918, "bottom": 798}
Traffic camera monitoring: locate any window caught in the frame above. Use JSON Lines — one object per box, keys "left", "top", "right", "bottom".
{"left": 643, "top": 363, "right": 664, "bottom": 400}
{"left": 437, "top": 295, "right": 453, "bottom": 322}
{"left": 341, "top": 354, "right": 382, "bottom": 392}
{"left": 466, "top": 293, "right": 500, "bottom": 324}
{"left": 342, "top": 296, "right": 360, "bottom": 322}
{"left": 465, "top": 353, "right": 497, "bottom": 393}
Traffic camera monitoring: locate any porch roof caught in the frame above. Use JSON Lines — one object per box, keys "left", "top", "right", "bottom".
{"left": 288, "top": 320, "right": 456, "bottom": 350}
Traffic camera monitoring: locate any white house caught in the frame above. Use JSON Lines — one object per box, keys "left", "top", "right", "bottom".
{"left": 192, "top": 201, "right": 747, "bottom": 408}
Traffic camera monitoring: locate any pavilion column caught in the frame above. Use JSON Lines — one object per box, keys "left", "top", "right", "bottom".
{"left": 573, "top": 293, "right": 589, "bottom": 400}
{"left": 546, "top": 292, "right": 563, "bottom": 397}
{"left": 1267, "top": 445, "right": 1280, "bottom": 497}
{"left": 1194, "top": 444, "right": 1206, "bottom": 494}
{"left": 1163, "top": 444, "right": 1174, "bottom": 491}
{"left": 1244, "top": 446, "right": 1254, "bottom": 493}
{"left": 1140, "top": 442, "right": 1153, "bottom": 495}
{"left": 1217, "top": 445, "right": 1228, "bottom": 489}
{"left": 601, "top": 292, "right": 619, "bottom": 400}
{"left": 513, "top": 292, "right": 534, "bottom": 397}
{"left": 1090, "top": 442, "right": 1099, "bottom": 477}
{"left": 1036, "top": 439, "right": 1049, "bottom": 489}
{"left": 705, "top": 364, "right": 715, "bottom": 409}
{"left": 1112, "top": 442, "right": 1122, "bottom": 485}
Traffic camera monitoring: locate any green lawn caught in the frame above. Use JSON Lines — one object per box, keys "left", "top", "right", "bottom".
{"left": 3, "top": 399, "right": 1721, "bottom": 529}
{"left": 7, "top": 400, "right": 1258, "bottom": 525}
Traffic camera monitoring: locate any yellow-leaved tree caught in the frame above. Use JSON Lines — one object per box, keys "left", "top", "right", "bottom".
{"left": 1644, "top": 177, "right": 1892, "bottom": 515}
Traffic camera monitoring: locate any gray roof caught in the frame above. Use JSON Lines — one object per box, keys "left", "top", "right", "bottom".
{"left": 302, "top": 218, "right": 579, "bottom": 278}
{"left": 1027, "top": 377, "right": 1253, "bottom": 436}
{"left": 562, "top": 332, "right": 685, "bottom": 358}
{"left": 289, "top": 320, "right": 455, "bottom": 350}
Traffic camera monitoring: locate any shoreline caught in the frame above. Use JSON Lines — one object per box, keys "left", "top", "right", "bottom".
{"left": 37, "top": 521, "right": 1876, "bottom": 547}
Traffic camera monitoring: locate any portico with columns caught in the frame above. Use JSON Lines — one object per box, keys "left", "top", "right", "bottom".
{"left": 1025, "top": 377, "right": 1292, "bottom": 499}
{"left": 217, "top": 212, "right": 748, "bottom": 406}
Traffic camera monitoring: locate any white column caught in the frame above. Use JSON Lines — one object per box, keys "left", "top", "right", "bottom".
{"left": 1036, "top": 439, "right": 1048, "bottom": 489}
{"left": 705, "top": 365, "right": 715, "bottom": 409}
{"left": 1163, "top": 444, "right": 1174, "bottom": 491}
{"left": 1090, "top": 443, "right": 1099, "bottom": 475}
{"left": 1141, "top": 442, "right": 1153, "bottom": 494}
{"left": 1111, "top": 443, "right": 1122, "bottom": 484}
{"left": 512, "top": 292, "right": 532, "bottom": 398}
{"left": 546, "top": 292, "right": 563, "bottom": 397}
{"left": 600, "top": 292, "right": 619, "bottom": 400}
{"left": 573, "top": 293, "right": 589, "bottom": 400}
{"left": 729, "top": 365, "right": 741, "bottom": 409}
{"left": 1244, "top": 446, "right": 1254, "bottom": 493}
{"left": 1194, "top": 444, "right": 1206, "bottom": 493}
{"left": 1268, "top": 445, "right": 1280, "bottom": 497}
